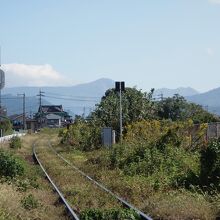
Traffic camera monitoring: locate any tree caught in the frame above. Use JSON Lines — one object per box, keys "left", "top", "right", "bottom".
{"left": 90, "top": 87, "right": 155, "bottom": 135}
{"left": 0, "top": 118, "right": 13, "bottom": 136}
{"left": 156, "top": 94, "right": 219, "bottom": 123}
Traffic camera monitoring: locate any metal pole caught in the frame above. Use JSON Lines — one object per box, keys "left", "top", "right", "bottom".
{"left": 37, "top": 90, "right": 45, "bottom": 128}
{"left": 40, "top": 90, "right": 42, "bottom": 128}
{"left": 119, "top": 84, "right": 122, "bottom": 143}
{"left": 0, "top": 89, "right": 1, "bottom": 110}
{"left": 23, "top": 93, "right": 26, "bottom": 130}
{"left": 18, "top": 93, "right": 26, "bottom": 130}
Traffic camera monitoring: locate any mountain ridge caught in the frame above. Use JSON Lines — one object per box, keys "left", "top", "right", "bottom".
{"left": 2, "top": 78, "right": 220, "bottom": 116}
{"left": 154, "top": 87, "right": 199, "bottom": 98}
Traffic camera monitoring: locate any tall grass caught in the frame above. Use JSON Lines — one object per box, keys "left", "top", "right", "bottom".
{"left": 0, "top": 133, "right": 69, "bottom": 220}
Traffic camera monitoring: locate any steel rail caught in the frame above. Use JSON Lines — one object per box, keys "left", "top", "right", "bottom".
{"left": 49, "top": 143, "right": 153, "bottom": 220}
{"left": 32, "top": 144, "right": 80, "bottom": 220}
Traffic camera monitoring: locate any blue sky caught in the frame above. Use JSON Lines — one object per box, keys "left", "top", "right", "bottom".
{"left": 0, "top": 0, "right": 220, "bottom": 92}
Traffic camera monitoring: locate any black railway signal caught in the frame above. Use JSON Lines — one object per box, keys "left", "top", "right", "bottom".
{"left": 115, "top": 81, "right": 125, "bottom": 92}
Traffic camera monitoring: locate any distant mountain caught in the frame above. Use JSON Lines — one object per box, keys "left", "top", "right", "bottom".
{"left": 2, "top": 78, "right": 115, "bottom": 116}
{"left": 3, "top": 78, "right": 114, "bottom": 97}
{"left": 4, "top": 78, "right": 220, "bottom": 117}
{"left": 154, "top": 87, "right": 199, "bottom": 98}
{"left": 186, "top": 87, "right": 220, "bottom": 114}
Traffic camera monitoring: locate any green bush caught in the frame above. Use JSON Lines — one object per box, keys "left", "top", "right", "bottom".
{"left": 21, "top": 194, "right": 39, "bottom": 210}
{"left": 200, "top": 139, "right": 220, "bottom": 189}
{"left": 80, "top": 208, "right": 141, "bottom": 220}
{"left": 9, "top": 136, "right": 22, "bottom": 149}
{"left": 108, "top": 142, "right": 200, "bottom": 189}
{"left": 0, "top": 150, "right": 25, "bottom": 178}
{"left": 60, "top": 120, "right": 101, "bottom": 151}
{"left": 105, "top": 128, "right": 202, "bottom": 189}
{"left": 0, "top": 119, "right": 13, "bottom": 136}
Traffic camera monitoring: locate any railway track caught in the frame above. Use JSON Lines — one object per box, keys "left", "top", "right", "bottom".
{"left": 33, "top": 143, "right": 79, "bottom": 220}
{"left": 33, "top": 140, "right": 153, "bottom": 220}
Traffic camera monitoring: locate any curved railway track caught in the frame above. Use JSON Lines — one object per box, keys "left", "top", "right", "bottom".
{"left": 33, "top": 141, "right": 153, "bottom": 220}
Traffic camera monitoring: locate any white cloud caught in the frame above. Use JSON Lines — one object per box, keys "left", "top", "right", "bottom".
{"left": 206, "top": 47, "right": 215, "bottom": 56}
{"left": 209, "top": 0, "right": 220, "bottom": 4}
{"left": 1, "top": 63, "right": 76, "bottom": 87}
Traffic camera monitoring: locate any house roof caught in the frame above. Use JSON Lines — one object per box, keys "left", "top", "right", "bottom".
{"left": 39, "top": 105, "right": 63, "bottom": 113}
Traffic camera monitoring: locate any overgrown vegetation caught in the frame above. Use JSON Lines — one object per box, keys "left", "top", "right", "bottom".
{"left": 9, "top": 136, "right": 22, "bottom": 149}
{"left": 200, "top": 139, "right": 220, "bottom": 190}
{"left": 59, "top": 118, "right": 101, "bottom": 151}
{"left": 156, "top": 94, "right": 218, "bottom": 123}
{"left": 1, "top": 88, "right": 217, "bottom": 220}
{"left": 0, "top": 134, "right": 70, "bottom": 220}
{"left": 21, "top": 194, "right": 40, "bottom": 210}
{"left": 58, "top": 87, "right": 220, "bottom": 219}
{"left": 0, "top": 118, "right": 13, "bottom": 136}
{"left": 0, "top": 150, "right": 25, "bottom": 178}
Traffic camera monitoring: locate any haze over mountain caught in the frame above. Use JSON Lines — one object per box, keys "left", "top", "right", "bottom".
{"left": 153, "top": 87, "right": 199, "bottom": 98}
{"left": 186, "top": 87, "right": 220, "bottom": 114}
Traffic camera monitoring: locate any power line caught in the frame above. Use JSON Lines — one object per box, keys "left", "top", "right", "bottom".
{"left": 1, "top": 97, "right": 23, "bottom": 100}
{"left": 44, "top": 95, "right": 99, "bottom": 102}
{"left": 45, "top": 92, "right": 101, "bottom": 99}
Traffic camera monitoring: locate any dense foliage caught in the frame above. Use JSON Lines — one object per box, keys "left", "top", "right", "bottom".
{"left": 59, "top": 117, "right": 101, "bottom": 151}
{"left": 56, "top": 87, "right": 220, "bottom": 219}
{"left": 200, "top": 139, "right": 220, "bottom": 189}
{"left": 89, "top": 120, "right": 205, "bottom": 189}
{"left": 60, "top": 88, "right": 219, "bottom": 151}
{"left": 0, "top": 118, "right": 13, "bottom": 136}
{"left": 90, "top": 88, "right": 155, "bottom": 134}
{"left": 10, "top": 136, "right": 22, "bottom": 149}
{"left": 156, "top": 94, "right": 219, "bottom": 123}
{"left": 124, "top": 119, "right": 207, "bottom": 149}
{"left": 0, "top": 150, "right": 25, "bottom": 178}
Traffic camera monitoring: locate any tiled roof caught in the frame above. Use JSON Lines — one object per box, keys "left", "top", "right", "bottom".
{"left": 39, "top": 105, "right": 63, "bottom": 113}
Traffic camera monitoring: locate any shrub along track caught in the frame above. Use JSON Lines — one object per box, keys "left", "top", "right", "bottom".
{"left": 33, "top": 138, "right": 153, "bottom": 220}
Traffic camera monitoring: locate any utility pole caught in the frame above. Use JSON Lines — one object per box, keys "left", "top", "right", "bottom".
{"left": 18, "top": 93, "right": 26, "bottom": 130}
{"left": 119, "top": 86, "right": 122, "bottom": 141}
{"left": 115, "top": 81, "right": 125, "bottom": 143}
{"left": 37, "top": 90, "right": 45, "bottom": 128}
{"left": 0, "top": 46, "right": 5, "bottom": 119}
{"left": 83, "top": 106, "right": 86, "bottom": 118}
